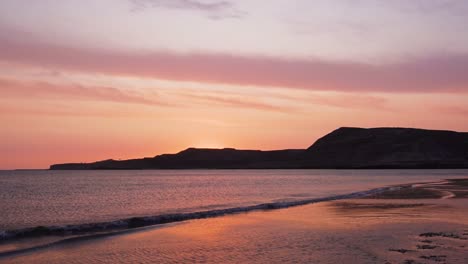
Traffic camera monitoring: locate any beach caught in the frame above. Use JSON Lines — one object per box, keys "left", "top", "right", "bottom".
{"left": 3, "top": 1, "right": 468, "bottom": 262}
{"left": 1, "top": 178, "right": 467, "bottom": 263}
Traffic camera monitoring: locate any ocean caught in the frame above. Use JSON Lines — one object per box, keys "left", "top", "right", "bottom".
{"left": 1, "top": 169, "right": 467, "bottom": 236}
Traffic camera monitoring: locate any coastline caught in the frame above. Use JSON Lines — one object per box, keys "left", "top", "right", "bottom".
{"left": 0, "top": 186, "right": 390, "bottom": 242}
{"left": 1, "top": 178, "right": 467, "bottom": 263}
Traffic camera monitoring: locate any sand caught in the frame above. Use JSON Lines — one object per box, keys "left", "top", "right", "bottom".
{"left": 1, "top": 179, "right": 467, "bottom": 263}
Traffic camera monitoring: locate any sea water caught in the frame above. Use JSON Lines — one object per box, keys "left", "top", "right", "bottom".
{"left": 1, "top": 169, "right": 467, "bottom": 235}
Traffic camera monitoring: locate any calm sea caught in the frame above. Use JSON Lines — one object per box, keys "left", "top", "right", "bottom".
{"left": 1, "top": 169, "right": 467, "bottom": 233}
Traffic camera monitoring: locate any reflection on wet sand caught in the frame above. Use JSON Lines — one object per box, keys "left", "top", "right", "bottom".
{"left": 1, "top": 179, "right": 467, "bottom": 264}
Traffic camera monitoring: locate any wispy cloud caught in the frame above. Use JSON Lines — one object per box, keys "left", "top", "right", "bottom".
{"left": 0, "top": 103, "right": 135, "bottom": 118}
{"left": 0, "top": 78, "right": 168, "bottom": 106}
{"left": 305, "top": 94, "right": 390, "bottom": 111}
{"left": 178, "top": 92, "right": 294, "bottom": 112}
{"left": 1, "top": 34, "right": 468, "bottom": 93}
{"left": 129, "top": 0, "right": 246, "bottom": 19}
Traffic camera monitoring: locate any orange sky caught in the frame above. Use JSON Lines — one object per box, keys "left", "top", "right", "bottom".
{"left": 1, "top": 0, "right": 468, "bottom": 169}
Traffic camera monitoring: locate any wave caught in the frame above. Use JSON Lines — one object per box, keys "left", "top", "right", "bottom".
{"left": 0, "top": 186, "right": 392, "bottom": 242}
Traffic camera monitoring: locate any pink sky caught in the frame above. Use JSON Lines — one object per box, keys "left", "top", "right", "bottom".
{"left": 1, "top": 0, "right": 468, "bottom": 169}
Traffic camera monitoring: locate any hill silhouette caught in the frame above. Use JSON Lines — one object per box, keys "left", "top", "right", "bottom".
{"left": 50, "top": 127, "right": 468, "bottom": 170}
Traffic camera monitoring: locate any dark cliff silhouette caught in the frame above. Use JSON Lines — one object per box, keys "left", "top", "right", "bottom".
{"left": 50, "top": 127, "right": 468, "bottom": 170}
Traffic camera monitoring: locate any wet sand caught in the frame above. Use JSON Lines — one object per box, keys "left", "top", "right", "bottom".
{"left": 1, "top": 179, "right": 467, "bottom": 263}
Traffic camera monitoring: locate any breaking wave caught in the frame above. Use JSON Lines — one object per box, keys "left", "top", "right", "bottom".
{"left": 0, "top": 186, "right": 391, "bottom": 242}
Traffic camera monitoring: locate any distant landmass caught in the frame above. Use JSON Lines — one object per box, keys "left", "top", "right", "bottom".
{"left": 50, "top": 127, "right": 468, "bottom": 170}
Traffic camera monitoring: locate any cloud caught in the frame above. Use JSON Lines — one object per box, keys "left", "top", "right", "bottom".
{"left": 184, "top": 92, "right": 391, "bottom": 112}
{"left": 0, "top": 103, "right": 131, "bottom": 118}
{"left": 129, "top": 0, "right": 245, "bottom": 19}
{"left": 0, "top": 78, "right": 168, "bottom": 106}
{"left": 1, "top": 35, "right": 468, "bottom": 93}
{"left": 305, "top": 94, "right": 390, "bottom": 110}
{"left": 178, "top": 92, "right": 293, "bottom": 112}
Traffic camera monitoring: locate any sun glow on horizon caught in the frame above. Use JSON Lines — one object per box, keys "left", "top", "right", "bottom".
{"left": 1, "top": 1, "right": 468, "bottom": 169}
{"left": 189, "top": 140, "right": 227, "bottom": 150}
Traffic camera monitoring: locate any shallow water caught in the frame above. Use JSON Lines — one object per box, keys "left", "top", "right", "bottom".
{"left": 3, "top": 196, "right": 467, "bottom": 264}
{"left": 1, "top": 169, "right": 467, "bottom": 233}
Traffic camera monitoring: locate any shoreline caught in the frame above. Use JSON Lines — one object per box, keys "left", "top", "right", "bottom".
{"left": 6, "top": 176, "right": 460, "bottom": 242}
{"left": 0, "top": 186, "right": 393, "bottom": 241}
{"left": 1, "top": 178, "right": 467, "bottom": 263}
{"left": 1, "top": 179, "right": 466, "bottom": 240}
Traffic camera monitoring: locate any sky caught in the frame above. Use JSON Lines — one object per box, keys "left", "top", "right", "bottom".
{"left": 1, "top": 0, "right": 468, "bottom": 169}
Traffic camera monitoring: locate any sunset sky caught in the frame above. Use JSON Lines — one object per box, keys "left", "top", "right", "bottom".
{"left": 1, "top": 0, "right": 468, "bottom": 169}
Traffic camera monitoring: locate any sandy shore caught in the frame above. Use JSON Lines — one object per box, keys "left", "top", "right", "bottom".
{"left": 1, "top": 179, "right": 467, "bottom": 263}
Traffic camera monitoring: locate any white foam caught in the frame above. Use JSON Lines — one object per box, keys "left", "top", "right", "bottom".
{"left": 0, "top": 186, "right": 390, "bottom": 241}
